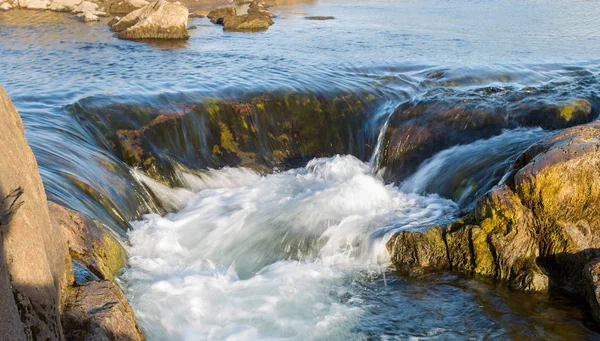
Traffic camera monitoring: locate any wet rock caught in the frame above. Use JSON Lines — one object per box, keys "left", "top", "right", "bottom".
{"left": 49, "top": 202, "right": 127, "bottom": 282}
{"left": 188, "top": 11, "right": 204, "bottom": 18}
{"left": 112, "top": 0, "right": 189, "bottom": 40}
{"left": 378, "top": 91, "right": 599, "bottom": 183}
{"left": 0, "top": 85, "right": 73, "bottom": 340}
{"left": 109, "top": 0, "right": 148, "bottom": 15}
{"left": 108, "top": 16, "right": 120, "bottom": 26}
{"left": 62, "top": 280, "right": 143, "bottom": 341}
{"left": 388, "top": 120, "right": 600, "bottom": 306}
{"left": 305, "top": 16, "right": 335, "bottom": 20}
{"left": 207, "top": 6, "right": 235, "bottom": 24}
{"left": 72, "top": 91, "right": 380, "bottom": 187}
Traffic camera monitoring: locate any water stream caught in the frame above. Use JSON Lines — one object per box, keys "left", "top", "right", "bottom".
{"left": 2, "top": 0, "right": 600, "bottom": 339}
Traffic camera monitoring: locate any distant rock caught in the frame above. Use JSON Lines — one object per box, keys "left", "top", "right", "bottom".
{"left": 223, "top": 12, "right": 273, "bottom": 32}
{"left": 0, "top": 2, "right": 12, "bottom": 10}
{"left": 208, "top": 1, "right": 274, "bottom": 32}
{"left": 305, "top": 16, "right": 335, "bottom": 20}
{"left": 112, "top": 0, "right": 189, "bottom": 40}
{"left": 109, "top": 0, "right": 148, "bottom": 15}
{"left": 207, "top": 6, "right": 235, "bottom": 24}
{"left": 48, "top": 0, "right": 82, "bottom": 12}
{"left": 188, "top": 11, "right": 204, "bottom": 18}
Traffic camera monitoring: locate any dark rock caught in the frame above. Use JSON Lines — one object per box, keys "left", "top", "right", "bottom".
{"left": 305, "top": 16, "right": 335, "bottom": 20}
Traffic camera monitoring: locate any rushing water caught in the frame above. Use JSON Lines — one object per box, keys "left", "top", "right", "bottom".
{"left": 2, "top": 0, "right": 600, "bottom": 339}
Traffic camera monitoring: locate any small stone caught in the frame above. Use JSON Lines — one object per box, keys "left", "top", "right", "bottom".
{"left": 305, "top": 16, "right": 335, "bottom": 20}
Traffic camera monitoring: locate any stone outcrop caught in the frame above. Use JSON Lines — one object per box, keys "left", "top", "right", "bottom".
{"left": 111, "top": 0, "right": 189, "bottom": 40}
{"left": 377, "top": 86, "right": 599, "bottom": 183}
{"left": 109, "top": 0, "right": 148, "bottom": 15}
{"left": 0, "top": 85, "right": 72, "bottom": 341}
{"left": 387, "top": 120, "right": 600, "bottom": 321}
{"left": 207, "top": 6, "right": 235, "bottom": 24}
{"left": 62, "top": 281, "right": 143, "bottom": 341}
{"left": 0, "top": 85, "right": 142, "bottom": 340}
{"left": 72, "top": 90, "right": 380, "bottom": 187}
{"left": 208, "top": 1, "right": 274, "bottom": 32}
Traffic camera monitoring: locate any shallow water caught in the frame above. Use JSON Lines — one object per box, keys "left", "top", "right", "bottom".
{"left": 1, "top": 0, "right": 600, "bottom": 339}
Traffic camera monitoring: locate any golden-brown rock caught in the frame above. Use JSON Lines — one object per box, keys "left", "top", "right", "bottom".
{"left": 112, "top": 0, "right": 189, "bottom": 40}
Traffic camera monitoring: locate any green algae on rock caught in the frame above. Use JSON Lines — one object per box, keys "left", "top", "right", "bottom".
{"left": 72, "top": 90, "right": 382, "bottom": 187}
{"left": 387, "top": 120, "right": 600, "bottom": 321}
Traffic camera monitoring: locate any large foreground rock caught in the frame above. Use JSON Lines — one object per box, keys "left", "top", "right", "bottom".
{"left": 0, "top": 86, "right": 72, "bottom": 340}
{"left": 0, "top": 85, "right": 143, "bottom": 340}
{"left": 388, "top": 121, "right": 600, "bottom": 321}
{"left": 112, "top": 0, "right": 189, "bottom": 40}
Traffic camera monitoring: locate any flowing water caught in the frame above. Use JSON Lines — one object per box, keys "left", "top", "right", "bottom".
{"left": 2, "top": 0, "right": 600, "bottom": 339}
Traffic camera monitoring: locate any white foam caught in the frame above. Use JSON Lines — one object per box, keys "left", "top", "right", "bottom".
{"left": 122, "top": 155, "right": 457, "bottom": 341}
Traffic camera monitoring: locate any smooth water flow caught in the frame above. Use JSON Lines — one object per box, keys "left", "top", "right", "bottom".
{"left": 122, "top": 156, "right": 457, "bottom": 340}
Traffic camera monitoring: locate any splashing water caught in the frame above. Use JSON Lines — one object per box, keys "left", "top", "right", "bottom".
{"left": 121, "top": 155, "right": 457, "bottom": 340}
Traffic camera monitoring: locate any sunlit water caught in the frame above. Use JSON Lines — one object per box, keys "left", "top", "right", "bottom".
{"left": 1, "top": 0, "right": 600, "bottom": 339}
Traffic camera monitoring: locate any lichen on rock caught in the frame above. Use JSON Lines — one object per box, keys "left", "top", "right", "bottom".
{"left": 387, "top": 120, "right": 600, "bottom": 321}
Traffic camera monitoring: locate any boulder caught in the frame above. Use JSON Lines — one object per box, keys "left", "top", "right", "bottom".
{"left": 223, "top": 12, "right": 273, "bottom": 32}
{"left": 206, "top": 6, "right": 235, "bottom": 24}
{"left": 0, "top": 85, "right": 72, "bottom": 340}
{"left": 111, "top": 0, "right": 189, "bottom": 40}
{"left": 62, "top": 281, "right": 144, "bottom": 341}
{"left": 48, "top": 0, "right": 81, "bottom": 12}
{"left": 109, "top": 0, "right": 148, "bottom": 15}
{"left": 387, "top": 121, "right": 600, "bottom": 321}
{"left": 27, "top": 0, "right": 50, "bottom": 9}
{"left": 49, "top": 202, "right": 127, "bottom": 282}
{"left": 0, "top": 2, "right": 12, "bottom": 10}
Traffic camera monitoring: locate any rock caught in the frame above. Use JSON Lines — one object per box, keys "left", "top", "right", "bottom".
{"left": 188, "top": 11, "right": 204, "bottom": 18}
{"left": 387, "top": 121, "right": 600, "bottom": 314}
{"left": 0, "top": 2, "right": 12, "bottom": 10}
{"left": 0, "top": 85, "right": 73, "bottom": 340}
{"left": 223, "top": 11, "right": 273, "bottom": 32}
{"left": 72, "top": 0, "right": 97, "bottom": 13}
{"left": 109, "top": 0, "right": 148, "bottom": 15}
{"left": 206, "top": 6, "right": 235, "bottom": 24}
{"left": 48, "top": 0, "right": 82, "bottom": 12}
{"left": 62, "top": 280, "right": 144, "bottom": 341}
{"left": 49, "top": 202, "right": 127, "bottom": 282}
{"left": 111, "top": 0, "right": 189, "bottom": 40}
{"left": 378, "top": 91, "right": 599, "bottom": 183}
{"left": 108, "top": 16, "right": 120, "bottom": 26}
{"left": 305, "top": 16, "right": 335, "bottom": 20}
{"left": 26, "top": 0, "right": 49, "bottom": 9}
{"left": 78, "top": 11, "right": 98, "bottom": 21}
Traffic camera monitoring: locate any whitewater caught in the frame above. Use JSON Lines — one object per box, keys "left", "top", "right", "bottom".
{"left": 121, "top": 155, "right": 457, "bottom": 340}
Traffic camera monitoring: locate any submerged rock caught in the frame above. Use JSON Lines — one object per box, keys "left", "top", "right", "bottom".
{"left": 378, "top": 89, "right": 599, "bottom": 183}
{"left": 109, "top": 0, "right": 148, "bottom": 15}
{"left": 305, "top": 16, "right": 335, "bottom": 20}
{"left": 72, "top": 91, "right": 381, "bottom": 187}
{"left": 112, "top": 0, "right": 189, "bottom": 40}
{"left": 387, "top": 121, "right": 600, "bottom": 321}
